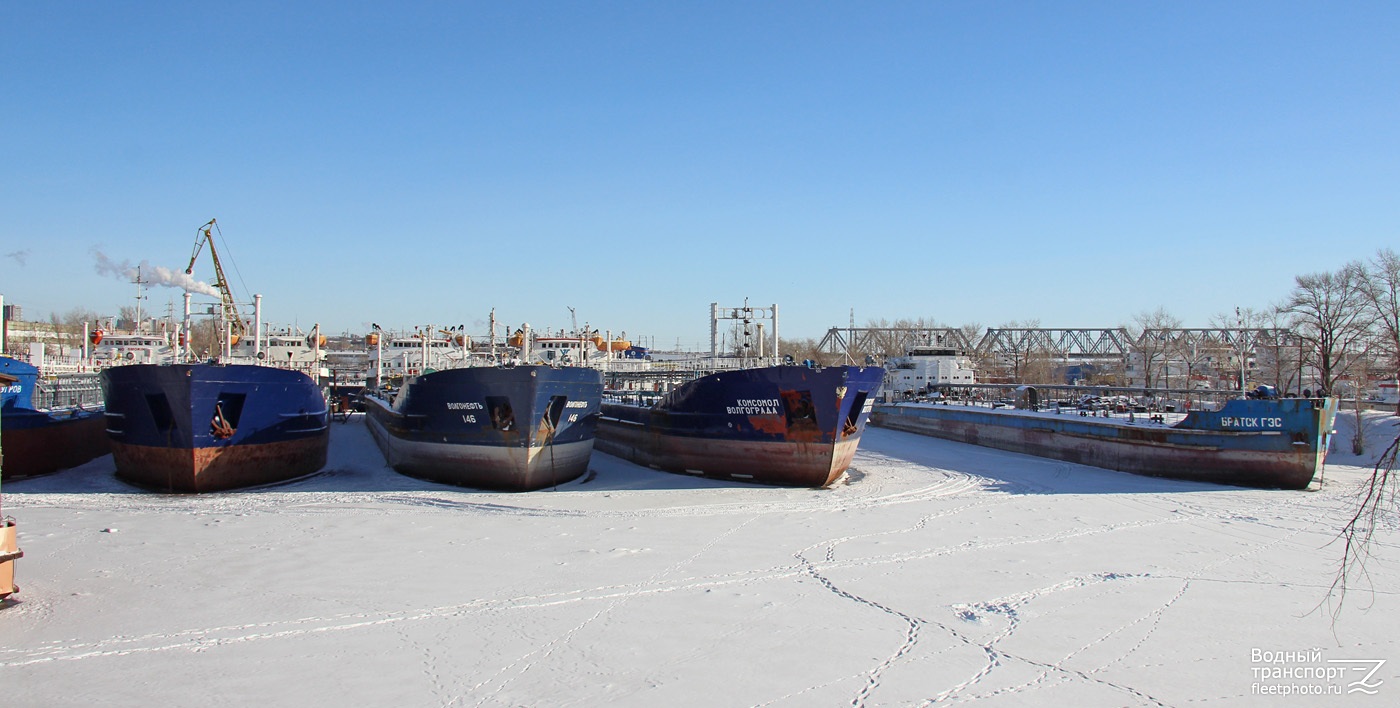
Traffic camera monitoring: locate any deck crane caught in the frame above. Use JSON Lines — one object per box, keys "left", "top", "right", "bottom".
{"left": 186, "top": 218, "right": 247, "bottom": 345}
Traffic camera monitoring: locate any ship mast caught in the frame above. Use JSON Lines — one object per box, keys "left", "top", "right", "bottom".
{"left": 131, "top": 266, "right": 147, "bottom": 334}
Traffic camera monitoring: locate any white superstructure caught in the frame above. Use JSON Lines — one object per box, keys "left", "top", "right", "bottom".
{"left": 885, "top": 346, "right": 977, "bottom": 396}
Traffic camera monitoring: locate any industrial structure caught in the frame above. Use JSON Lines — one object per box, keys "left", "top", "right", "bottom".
{"left": 820, "top": 324, "right": 1314, "bottom": 394}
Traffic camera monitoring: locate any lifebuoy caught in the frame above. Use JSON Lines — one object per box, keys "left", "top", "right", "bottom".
{"left": 408, "top": 368, "right": 419, "bottom": 376}
{"left": 124, "top": 351, "right": 135, "bottom": 361}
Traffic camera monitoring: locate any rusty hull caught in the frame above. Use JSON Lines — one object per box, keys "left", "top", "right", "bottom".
{"left": 0, "top": 412, "right": 109, "bottom": 480}
{"left": 110, "top": 435, "right": 328, "bottom": 493}
{"left": 596, "top": 364, "right": 885, "bottom": 488}
{"left": 595, "top": 419, "right": 861, "bottom": 487}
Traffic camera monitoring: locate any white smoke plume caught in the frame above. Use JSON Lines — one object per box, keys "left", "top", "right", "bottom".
{"left": 91, "top": 250, "right": 222, "bottom": 297}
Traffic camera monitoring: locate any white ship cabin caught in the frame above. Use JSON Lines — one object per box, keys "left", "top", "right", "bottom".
{"left": 532, "top": 334, "right": 592, "bottom": 364}
{"left": 373, "top": 334, "right": 473, "bottom": 377}
{"left": 886, "top": 346, "right": 977, "bottom": 397}
{"left": 233, "top": 330, "right": 326, "bottom": 368}
{"left": 90, "top": 332, "right": 177, "bottom": 367}
{"left": 529, "top": 330, "right": 649, "bottom": 371}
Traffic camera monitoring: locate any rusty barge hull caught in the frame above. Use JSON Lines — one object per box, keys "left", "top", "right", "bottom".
{"left": 101, "top": 363, "right": 329, "bottom": 493}
{"left": 596, "top": 364, "right": 885, "bottom": 488}
{"left": 870, "top": 397, "right": 1338, "bottom": 489}
{"left": 363, "top": 365, "right": 603, "bottom": 492}
{"left": 1, "top": 355, "right": 110, "bottom": 480}
{"left": 595, "top": 417, "right": 863, "bottom": 487}
{"left": 0, "top": 411, "right": 109, "bottom": 480}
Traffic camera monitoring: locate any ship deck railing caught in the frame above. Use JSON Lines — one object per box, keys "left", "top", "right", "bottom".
{"left": 33, "top": 372, "right": 105, "bottom": 410}
{"left": 893, "top": 397, "right": 1194, "bottom": 427}
{"left": 886, "top": 383, "right": 1312, "bottom": 427}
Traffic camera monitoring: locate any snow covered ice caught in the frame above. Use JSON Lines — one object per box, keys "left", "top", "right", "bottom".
{"left": 2, "top": 413, "right": 1397, "bottom": 707}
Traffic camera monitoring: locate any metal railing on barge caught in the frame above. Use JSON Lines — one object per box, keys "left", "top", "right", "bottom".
{"left": 32, "top": 372, "right": 104, "bottom": 411}
{"left": 891, "top": 383, "right": 1301, "bottom": 426}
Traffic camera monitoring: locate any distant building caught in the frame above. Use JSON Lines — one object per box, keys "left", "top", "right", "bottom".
{"left": 1, "top": 306, "right": 86, "bottom": 359}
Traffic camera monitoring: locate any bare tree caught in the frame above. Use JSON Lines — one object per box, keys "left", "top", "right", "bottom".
{"left": 1357, "top": 248, "right": 1400, "bottom": 415}
{"left": 1281, "top": 266, "right": 1372, "bottom": 396}
{"left": 959, "top": 322, "right": 992, "bottom": 377}
{"left": 1257, "top": 307, "right": 1305, "bottom": 394}
{"left": 1130, "top": 307, "right": 1181, "bottom": 389}
{"left": 1208, "top": 307, "right": 1268, "bottom": 391}
{"left": 778, "top": 337, "right": 832, "bottom": 365}
{"left": 1326, "top": 431, "right": 1400, "bottom": 621}
{"left": 988, "top": 319, "right": 1041, "bottom": 383}
{"left": 1168, "top": 335, "right": 1214, "bottom": 392}
{"left": 186, "top": 318, "right": 220, "bottom": 360}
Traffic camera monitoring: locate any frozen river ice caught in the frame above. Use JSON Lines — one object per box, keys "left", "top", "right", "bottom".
{"left": 2, "top": 412, "right": 1397, "bottom": 706}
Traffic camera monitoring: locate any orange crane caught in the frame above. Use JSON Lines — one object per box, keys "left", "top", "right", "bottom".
{"left": 186, "top": 218, "right": 246, "bottom": 345}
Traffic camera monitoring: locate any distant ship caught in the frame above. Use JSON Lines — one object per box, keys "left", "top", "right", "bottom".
{"left": 596, "top": 363, "right": 886, "bottom": 487}
{"left": 0, "top": 356, "right": 108, "bottom": 480}
{"left": 363, "top": 321, "right": 604, "bottom": 491}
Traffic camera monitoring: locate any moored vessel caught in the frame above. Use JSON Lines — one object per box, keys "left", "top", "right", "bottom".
{"left": 101, "top": 363, "right": 329, "bottom": 492}
{"left": 1, "top": 366, "right": 25, "bottom": 600}
{"left": 597, "top": 363, "right": 885, "bottom": 487}
{"left": 365, "top": 364, "right": 603, "bottom": 491}
{"left": 362, "top": 320, "right": 604, "bottom": 491}
{"left": 0, "top": 356, "right": 108, "bottom": 480}
{"left": 98, "top": 219, "right": 330, "bottom": 492}
{"left": 871, "top": 386, "right": 1339, "bottom": 489}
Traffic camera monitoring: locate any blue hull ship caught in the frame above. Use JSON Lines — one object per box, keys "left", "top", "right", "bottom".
{"left": 100, "top": 364, "right": 330, "bottom": 492}
{"left": 1, "top": 356, "right": 108, "bottom": 480}
{"left": 871, "top": 396, "right": 1339, "bottom": 489}
{"left": 364, "top": 365, "right": 604, "bottom": 491}
{"left": 596, "top": 364, "right": 886, "bottom": 487}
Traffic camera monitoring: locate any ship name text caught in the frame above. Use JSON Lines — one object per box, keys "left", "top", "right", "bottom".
{"left": 1220, "top": 416, "right": 1284, "bottom": 429}
{"left": 727, "top": 398, "right": 780, "bottom": 415}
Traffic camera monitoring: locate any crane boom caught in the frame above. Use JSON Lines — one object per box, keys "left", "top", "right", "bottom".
{"left": 186, "top": 218, "right": 246, "bottom": 343}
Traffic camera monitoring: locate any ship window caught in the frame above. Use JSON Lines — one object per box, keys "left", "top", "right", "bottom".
{"left": 145, "top": 393, "right": 176, "bottom": 434}
{"left": 487, "top": 396, "right": 515, "bottom": 431}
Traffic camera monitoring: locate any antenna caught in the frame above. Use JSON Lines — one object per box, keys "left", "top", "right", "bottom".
{"left": 132, "top": 266, "right": 149, "bottom": 333}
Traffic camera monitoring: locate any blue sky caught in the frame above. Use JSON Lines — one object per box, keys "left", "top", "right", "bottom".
{"left": 3, "top": 2, "right": 1397, "bottom": 349}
